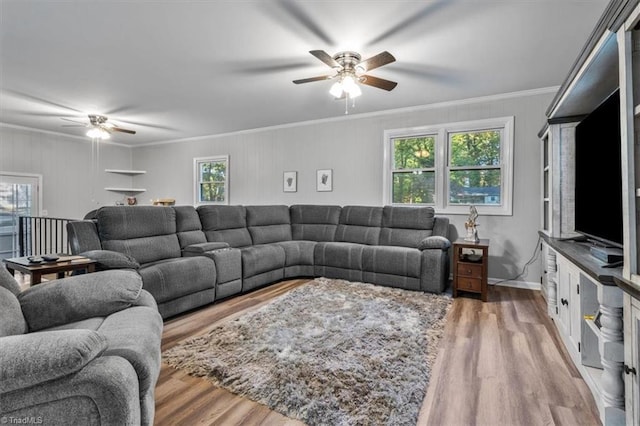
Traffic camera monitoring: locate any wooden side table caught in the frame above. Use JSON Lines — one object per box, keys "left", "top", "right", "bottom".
{"left": 452, "top": 239, "right": 490, "bottom": 302}
{"left": 3, "top": 255, "right": 97, "bottom": 285}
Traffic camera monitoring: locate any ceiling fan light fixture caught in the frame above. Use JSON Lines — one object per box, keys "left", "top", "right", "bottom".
{"left": 87, "top": 127, "right": 110, "bottom": 140}
{"left": 344, "top": 78, "right": 362, "bottom": 98}
{"left": 329, "top": 74, "right": 362, "bottom": 99}
{"left": 329, "top": 81, "right": 344, "bottom": 98}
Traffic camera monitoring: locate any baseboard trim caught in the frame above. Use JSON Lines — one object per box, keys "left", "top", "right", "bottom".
{"left": 489, "top": 278, "right": 541, "bottom": 291}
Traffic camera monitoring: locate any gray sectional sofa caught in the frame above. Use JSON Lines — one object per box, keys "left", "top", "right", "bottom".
{"left": 67, "top": 204, "right": 451, "bottom": 319}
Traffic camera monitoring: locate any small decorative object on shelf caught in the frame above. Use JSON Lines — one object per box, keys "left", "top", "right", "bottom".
{"left": 152, "top": 198, "right": 175, "bottom": 206}
{"left": 127, "top": 196, "right": 137, "bottom": 205}
{"left": 464, "top": 205, "right": 480, "bottom": 242}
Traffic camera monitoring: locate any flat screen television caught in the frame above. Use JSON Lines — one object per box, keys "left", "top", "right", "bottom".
{"left": 574, "top": 89, "right": 623, "bottom": 248}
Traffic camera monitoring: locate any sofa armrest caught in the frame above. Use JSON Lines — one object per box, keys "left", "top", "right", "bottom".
{"left": 183, "top": 242, "right": 230, "bottom": 254}
{"left": 18, "top": 270, "right": 144, "bottom": 331}
{"left": 0, "top": 355, "right": 141, "bottom": 426}
{"left": 67, "top": 220, "right": 102, "bottom": 254}
{"left": 80, "top": 249, "right": 140, "bottom": 270}
{"left": 418, "top": 236, "right": 451, "bottom": 250}
{"left": 0, "top": 329, "right": 107, "bottom": 394}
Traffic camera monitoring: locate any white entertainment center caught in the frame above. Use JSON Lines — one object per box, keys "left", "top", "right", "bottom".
{"left": 538, "top": 1, "right": 640, "bottom": 424}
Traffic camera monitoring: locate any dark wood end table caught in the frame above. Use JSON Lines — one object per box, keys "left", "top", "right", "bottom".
{"left": 3, "top": 255, "right": 97, "bottom": 285}
{"left": 452, "top": 238, "right": 490, "bottom": 302}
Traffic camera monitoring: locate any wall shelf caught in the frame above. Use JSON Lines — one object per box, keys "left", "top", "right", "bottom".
{"left": 104, "top": 187, "right": 146, "bottom": 193}
{"left": 105, "top": 169, "right": 146, "bottom": 175}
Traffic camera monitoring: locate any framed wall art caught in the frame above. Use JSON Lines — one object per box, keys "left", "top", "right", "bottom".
{"left": 316, "top": 169, "right": 332, "bottom": 192}
{"left": 283, "top": 171, "right": 297, "bottom": 192}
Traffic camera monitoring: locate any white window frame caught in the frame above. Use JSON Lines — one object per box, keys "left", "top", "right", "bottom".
{"left": 193, "top": 155, "right": 229, "bottom": 206}
{"left": 383, "top": 116, "right": 514, "bottom": 216}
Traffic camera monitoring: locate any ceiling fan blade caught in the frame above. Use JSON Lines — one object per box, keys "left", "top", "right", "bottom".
{"left": 293, "top": 75, "right": 334, "bottom": 84}
{"left": 61, "top": 125, "right": 87, "bottom": 128}
{"left": 359, "top": 75, "right": 398, "bottom": 91}
{"left": 60, "top": 117, "right": 87, "bottom": 125}
{"left": 309, "top": 50, "right": 340, "bottom": 68}
{"left": 358, "top": 51, "right": 396, "bottom": 72}
{"left": 111, "top": 127, "right": 136, "bottom": 135}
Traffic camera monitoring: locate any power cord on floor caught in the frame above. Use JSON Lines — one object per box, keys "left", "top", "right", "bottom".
{"left": 492, "top": 235, "right": 542, "bottom": 285}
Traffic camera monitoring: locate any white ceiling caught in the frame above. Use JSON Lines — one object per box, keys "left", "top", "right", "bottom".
{"left": 0, "top": 0, "right": 609, "bottom": 146}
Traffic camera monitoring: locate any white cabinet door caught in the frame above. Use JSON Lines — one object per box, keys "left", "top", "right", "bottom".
{"left": 556, "top": 254, "right": 581, "bottom": 358}
{"left": 625, "top": 294, "right": 640, "bottom": 426}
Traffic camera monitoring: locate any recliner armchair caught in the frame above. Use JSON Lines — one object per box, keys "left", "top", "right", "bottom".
{"left": 0, "top": 265, "right": 163, "bottom": 426}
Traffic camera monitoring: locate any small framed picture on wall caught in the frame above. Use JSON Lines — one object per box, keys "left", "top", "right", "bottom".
{"left": 316, "top": 169, "right": 332, "bottom": 192}
{"left": 283, "top": 171, "right": 297, "bottom": 192}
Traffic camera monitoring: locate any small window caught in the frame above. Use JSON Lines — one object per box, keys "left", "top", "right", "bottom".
{"left": 448, "top": 129, "right": 502, "bottom": 206}
{"left": 391, "top": 135, "right": 436, "bottom": 204}
{"left": 194, "top": 156, "right": 228, "bottom": 205}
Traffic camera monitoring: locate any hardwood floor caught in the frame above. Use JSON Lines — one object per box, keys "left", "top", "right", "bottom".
{"left": 155, "top": 280, "right": 602, "bottom": 426}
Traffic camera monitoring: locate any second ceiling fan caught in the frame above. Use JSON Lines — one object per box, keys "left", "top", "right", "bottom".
{"left": 61, "top": 114, "right": 136, "bottom": 139}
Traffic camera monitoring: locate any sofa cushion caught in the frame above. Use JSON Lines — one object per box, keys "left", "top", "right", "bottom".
{"left": 362, "top": 245, "right": 422, "bottom": 278}
{"left": 0, "top": 329, "right": 107, "bottom": 393}
{"left": 246, "top": 205, "right": 292, "bottom": 244}
{"left": 138, "top": 256, "right": 216, "bottom": 304}
{"left": 379, "top": 206, "right": 436, "bottom": 248}
{"left": 290, "top": 204, "right": 341, "bottom": 241}
{"left": 314, "top": 242, "right": 365, "bottom": 270}
{"left": 18, "top": 270, "right": 144, "bottom": 332}
{"left": 174, "top": 205, "right": 207, "bottom": 248}
{"left": 103, "top": 234, "right": 182, "bottom": 265}
{"left": 276, "top": 240, "right": 316, "bottom": 267}
{"left": 0, "top": 287, "right": 27, "bottom": 337}
{"left": 98, "top": 206, "right": 182, "bottom": 263}
{"left": 97, "top": 206, "right": 177, "bottom": 240}
{"left": 335, "top": 206, "right": 383, "bottom": 245}
{"left": 240, "top": 244, "right": 285, "bottom": 278}
{"left": 197, "top": 205, "right": 252, "bottom": 248}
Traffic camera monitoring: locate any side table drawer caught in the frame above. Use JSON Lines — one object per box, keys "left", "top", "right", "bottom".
{"left": 457, "top": 277, "right": 482, "bottom": 292}
{"left": 456, "top": 263, "right": 482, "bottom": 278}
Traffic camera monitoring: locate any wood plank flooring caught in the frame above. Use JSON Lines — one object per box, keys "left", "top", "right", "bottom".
{"left": 155, "top": 280, "right": 602, "bottom": 426}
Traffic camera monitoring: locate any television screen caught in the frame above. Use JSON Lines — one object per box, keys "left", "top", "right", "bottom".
{"left": 574, "top": 89, "right": 623, "bottom": 248}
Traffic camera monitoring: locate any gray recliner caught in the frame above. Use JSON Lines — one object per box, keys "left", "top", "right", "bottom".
{"left": 0, "top": 265, "right": 163, "bottom": 426}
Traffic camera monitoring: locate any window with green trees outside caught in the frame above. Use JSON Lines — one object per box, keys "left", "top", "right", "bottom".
{"left": 385, "top": 116, "right": 513, "bottom": 215}
{"left": 194, "top": 156, "right": 228, "bottom": 204}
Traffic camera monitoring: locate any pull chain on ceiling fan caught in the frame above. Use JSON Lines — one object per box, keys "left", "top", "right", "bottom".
{"left": 293, "top": 50, "right": 397, "bottom": 114}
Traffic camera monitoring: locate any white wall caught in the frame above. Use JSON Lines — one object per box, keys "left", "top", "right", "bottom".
{"left": 132, "top": 89, "right": 554, "bottom": 284}
{"left": 0, "top": 125, "right": 134, "bottom": 219}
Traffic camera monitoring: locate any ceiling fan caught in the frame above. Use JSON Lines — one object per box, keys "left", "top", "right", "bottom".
{"left": 293, "top": 50, "right": 398, "bottom": 96}
{"left": 61, "top": 114, "right": 136, "bottom": 139}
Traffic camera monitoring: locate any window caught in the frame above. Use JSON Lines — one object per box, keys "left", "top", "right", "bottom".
{"left": 194, "top": 156, "right": 228, "bottom": 205}
{"left": 384, "top": 117, "right": 514, "bottom": 215}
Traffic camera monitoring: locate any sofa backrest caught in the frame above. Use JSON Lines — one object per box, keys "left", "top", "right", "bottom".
{"left": 246, "top": 205, "right": 292, "bottom": 245}
{"left": 290, "top": 204, "right": 341, "bottom": 241}
{"left": 197, "top": 205, "right": 252, "bottom": 248}
{"left": 97, "top": 206, "right": 182, "bottom": 264}
{"left": 173, "top": 205, "right": 207, "bottom": 248}
{"left": 335, "top": 206, "right": 383, "bottom": 245}
{"left": 379, "top": 206, "right": 436, "bottom": 248}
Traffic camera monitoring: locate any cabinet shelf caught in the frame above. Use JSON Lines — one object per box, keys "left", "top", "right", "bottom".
{"left": 105, "top": 169, "right": 146, "bottom": 175}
